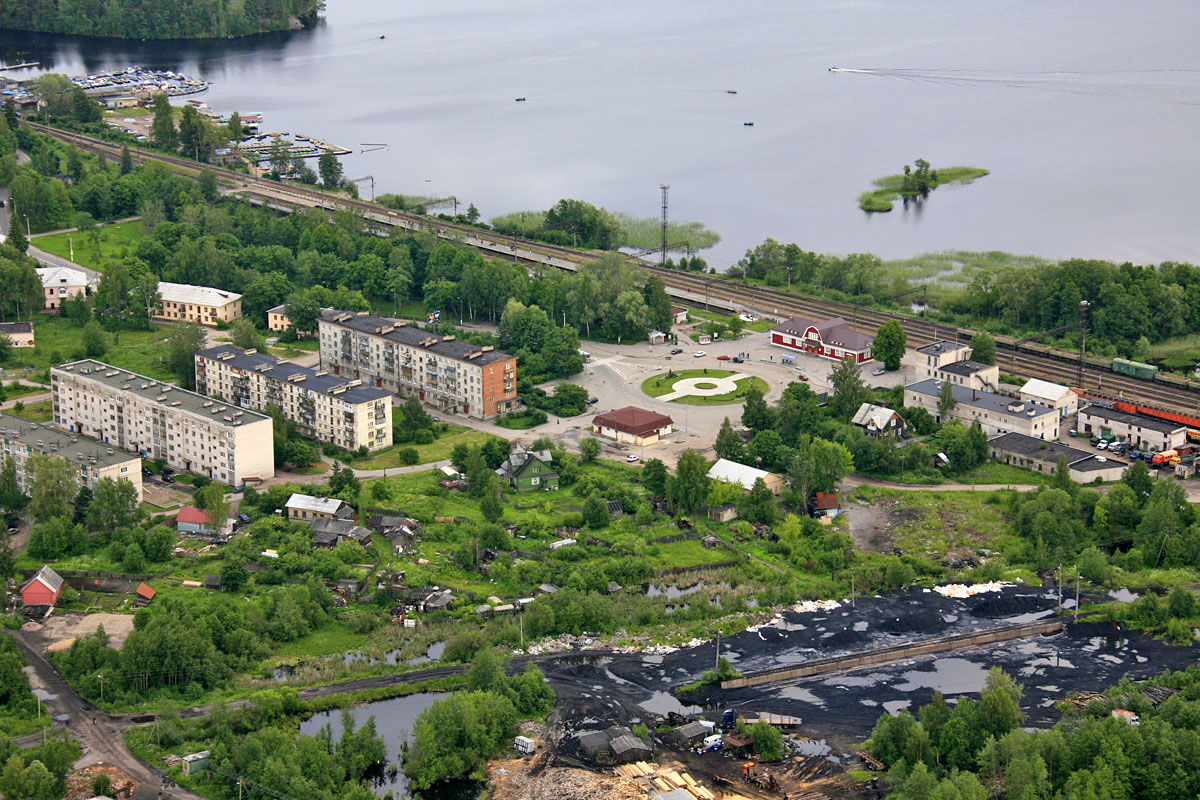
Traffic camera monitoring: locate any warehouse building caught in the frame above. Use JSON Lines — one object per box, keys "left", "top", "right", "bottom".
{"left": 0, "top": 411, "right": 143, "bottom": 500}
{"left": 988, "top": 432, "right": 1126, "bottom": 483}
{"left": 318, "top": 311, "right": 517, "bottom": 419}
{"left": 1076, "top": 404, "right": 1186, "bottom": 453}
{"left": 195, "top": 345, "right": 392, "bottom": 452}
{"left": 904, "top": 379, "right": 1060, "bottom": 439}
{"left": 51, "top": 360, "right": 273, "bottom": 485}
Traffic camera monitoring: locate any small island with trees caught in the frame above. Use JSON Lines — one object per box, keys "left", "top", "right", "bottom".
{"left": 859, "top": 159, "right": 989, "bottom": 212}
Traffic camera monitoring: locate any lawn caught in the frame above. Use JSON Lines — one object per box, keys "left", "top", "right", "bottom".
{"left": 348, "top": 428, "right": 489, "bottom": 469}
{"left": 6, "top": 316, "right": 177, "bottom": 381}
{"left": 689, "top": 308, "right": 775, "bottom": 333}
{"left": 0, "top": 382, "right": 48, "bottom": 401}
{"left": 641, "top": 368, "right": 769, "bottom": 405}
{"left": 7, "top": 400, "right": 52, "bottom": 422}
{"left": 31, "top": 219, "right": 145, "bottom": 272}
{"left": 956, "top": 462, "right": 1053, "bottom": 486}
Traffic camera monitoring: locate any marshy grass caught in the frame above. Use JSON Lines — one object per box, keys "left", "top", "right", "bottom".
{"left": 859, "top": 166, "right": 990, "bottom": 212}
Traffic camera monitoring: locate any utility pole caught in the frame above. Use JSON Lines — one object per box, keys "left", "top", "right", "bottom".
{"left": 851, "top": 572, "right": 855, "bottom": 608}
{"left": 714, "top": 629, "right": 720, "bottom": 673}
{"left": 660, "top": 184, "right": 670, "bottom": 266}
{"left": 1056, "top": 564, "right": 1062, "bottom": 615}
{"left": 98, "top": 673, "right": 103, "bottom": 702}
{"left": 1074, "top": 570, "right": 1080, "bottom": 623}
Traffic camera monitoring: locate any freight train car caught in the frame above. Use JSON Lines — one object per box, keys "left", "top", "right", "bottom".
{"left": 1112, "top": 358, "right": 1159, "bottom": 380}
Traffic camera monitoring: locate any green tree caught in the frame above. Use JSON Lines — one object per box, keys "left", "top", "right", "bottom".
{"left": 230, "top": 318, "right": 267, "bottom": 351}
{"left": 786, "top": 436, "right": 853, "bottom": 513}
{"left": 197, "top": 168, "right": 219, "bottom": 202}
{"left": 150, "top": 93, "right": 177, "bottom": 151}
{"left": 741, "top": 387, "right": 774, "bottom": 433}
{"left": 1168, "top": 586, "right": 1195, "bottom": 619}
{"left": 27, "top": 455, "right": 75, "bottom": 523}
{"left": 829, "top": 356, "right": 868, "bottom": 420}
{"left": 738, "top": 477, "right": 777, "bottom": 524}
{"left": 0, "top": 457, "right": 25, "bottom": 516}
{"left": 284, "top": 291, "right": 321, "bottom": 337}
{"left": 969, "top": 332, "right": 996, "bottom": 366}
{"left": 748, "top": 719, "right": 783, "bottom": 761}
{"left": 714, "top": 417, "right": 745, "bottom": 462}
{"left": 937, "top": 380, "right": 956, "bottom": 421}
{"left": 578, "top": 437, "right": 601, "bottom": 464}
{"left": 582, "top": 494, "right": 608, "bottom": 528}
{"left": 873, "top": 320, "right": 907, "bottom": 370}
{"left": 166, "top": 323, "right": 207, "bottom": 389}
{"left": 85, "top": 478, "right": 141, "bottom": 535}
{"left": 642, "top": 458, "right": 668, "bottom": 498}
{"left": 318, "top": 149, "right": 343, "bottom": 189}
{"left": 227, "top": 111, "right": 243, "bottom": 143}
{"left": 977, "top": 668, "right": 1025, "bottom": 740}
{"left": 81, "top": 319, "right": 108, "bottom": 358}
{"left": 480, "top": 490, "right": 503, "bottom": 523}
{"left": 671, "top": 449, "right": 709, "bottom": 512}
{"left": 194, "top": 482, "right": 230, "bottom": 528}
{"left": 219, "top": 558, "right": 249, "bottom": 591}
{"left": 119, "top": 145, "right": 133, "bottom": 176}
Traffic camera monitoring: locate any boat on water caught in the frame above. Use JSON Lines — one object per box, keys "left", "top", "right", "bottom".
{"left": 726, "top": 89, "right": 737, "bottom": 94}
{"left": 743, "top": 121, "right": 754, "bottom": 126}
{"left": 515, "top": 97, "right": 526, "bottom": 102}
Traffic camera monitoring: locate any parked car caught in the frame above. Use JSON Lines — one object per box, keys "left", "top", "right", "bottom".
{"left": 872, "top": 368, "right": 885, "bottom": 376}
{"left": 587, "top": 396, "right": 599, "bottom": 405}
{"left": 693, "top": 351, "right": 706, "bottom": 358}
{"left": 626, "top": 454, "right": 640, "bottom": 462}
{"left": 797, "top": 373, "right": 809, "bottom": 381}
{"left": 1097, "top": 440, "right": 1109, "bottom": 450}
{"left": 142, "top": 466, "right": 154, "bottom": 476}
{"left": 1090, "top": 437, "right": 1102, "bottom": 447}
{"left": 670, "top": 348, "right": 683, "bottom": 355}
{"left": 160, "top": 468, "right": 174, "bottom": 477}
{"left": 731, "top": 356, "right": 743, "bottom": 363}
{"left": 1068, "top": 429, "right": 1078, "bottom": 437}
{"left": 717, "top": 354, "right": 731, "bottom": 361}
{"left": 162, "top": 474, "right": 176, "bottom": 484}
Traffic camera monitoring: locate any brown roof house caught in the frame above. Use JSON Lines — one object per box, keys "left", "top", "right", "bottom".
{"left": 852, "top": 402, "right": 906, "bottom": 438}
{"left": 770, "top": 315, "right": 875, "bottom": 364}
{"left": 592, "top": 406, "right": 674, "bottom": 446}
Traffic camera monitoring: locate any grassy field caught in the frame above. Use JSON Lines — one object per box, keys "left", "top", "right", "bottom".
{"left": 847, "top": 486, "right": 1020, "bottom": 562}
{"left": 859, "top": 166, "right": 990, "bottom": 212}
{"left": 1145, "top": 333, "right": 1200, "bottom": 372}
{"left": 7, "top": 400, "right": 52, "bottom": 422}
{"left": 348, "top": 427, "right": 488, "bottom": 469}
{"left": 31, "top": 219, "right": 145, "bottom": 272}
{"left": 0, "top": 382, "right": 48, "bottom": 400}
{"left": 5, "top": 316, "right": 176, "bottom": 381}
{"left": 688, "top": 308, "right": 775, "bottom": 333}
{"left": 641, "top": 368, "right": 770, "bottom": 405}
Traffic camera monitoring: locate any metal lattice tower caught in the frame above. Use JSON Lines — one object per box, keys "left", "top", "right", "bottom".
{"left": 660, "top": 184, "right": 670, "bottom": 265}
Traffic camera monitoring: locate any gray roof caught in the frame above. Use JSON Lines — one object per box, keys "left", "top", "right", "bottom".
{"left": 321, "top": 311, "right": 514, "bottom": 366}
{"left": 0, "top": 321, "right": 32, "bottom": 334}
{"left": 310, "top": 517, "right": 372, "bottom": 541}
{"left": 29, "top": 565, "right": 63, "bottom": 593}
{"left": 0, "top": 412, "right": 138, "bottom": 470}
{"left": 54, "top": 361, "right": 270, "bottom": 427}
{"left": 906, "top": 379, "right": 1058, "bottom": 419}
{"left": 576, "top": 731, "right": 608, "bottom": 753}
{"left": 196, "top": 345, "right": 391, "bottom": 404}
{"left": 1078, "top": 404, "right": 1184, "bottom": 434}
{"left": 609, "top": 734, "right": 651, "bottom": 755}
{"left": 916, "top": 340, "right": 970, "bottom": 356}
{"left": 939, "top": 359, "right": 993, "bottom": 377}
{"left": 989, "top": 432, "right": 1120, "bottom": 474}
{"left": 673, "top": 721, "right": 709, "bottom": 740}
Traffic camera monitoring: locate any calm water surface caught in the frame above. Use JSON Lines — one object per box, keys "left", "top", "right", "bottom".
{"left": 4, "top": 0, "right": 1199, "bottom": 266}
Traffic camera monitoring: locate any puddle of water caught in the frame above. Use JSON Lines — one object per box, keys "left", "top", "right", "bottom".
{"left": 639, "top": 691, "right": 702, "bottom": 716}
{"left": 779, "top": 686, "right": 825, "bottom": 706}
{"left": 896, "top": 658, "right": 990, "bottom": 694}
{"left": 882, "top": 700, "right": 911, "bottom": 715}
{"left": 1109, "top": 588, "right": 1140, "bottom": 602}
{"left": 665, "top": 603, "right": 690, "bottom": 614}
{"left": 861, "top": 699, "right": 879, "bottom": 707}
{"left": 824, "top": 674, "right": 884, "bottom": 688}
{"left": 646, "top": 581, "right": 727, "bottom": 599}
{"left": 853, "top": 621, "right": 869, "bottom": 632}
{"left": 943, "top": 614, "right": 959, "bottom": 623}
{"left": 791, "top": 738, "right": 831, "bottom": 756}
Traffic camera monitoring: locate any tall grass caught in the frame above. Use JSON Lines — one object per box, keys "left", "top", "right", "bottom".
{"left": 612, "top": 213, "right": 721, "bottom": 251}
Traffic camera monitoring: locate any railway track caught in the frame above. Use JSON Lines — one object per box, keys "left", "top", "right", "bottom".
{"left": 29, "top": 123, "right": 1200, "bottom": 414}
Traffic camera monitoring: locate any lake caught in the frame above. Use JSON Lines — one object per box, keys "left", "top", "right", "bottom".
{"left": 4, "top": 0, "right": 1200, "bottom": 267}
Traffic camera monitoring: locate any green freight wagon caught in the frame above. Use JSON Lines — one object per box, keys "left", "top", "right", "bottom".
{"left": 1112, "top": 357, "right": 1159, "bottom": 380}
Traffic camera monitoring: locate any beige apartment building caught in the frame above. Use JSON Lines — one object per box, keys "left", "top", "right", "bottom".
{"left": 904, "top": 378, "right": 1060, "bottom": 440}
{"left": 915, "top": 340, "right": 999, "bottom": 391}
{"left": 51, "top": 360, "right": 273, "bottom": 485}
{"left": 36, "top": 267, "right": 89, "bottom": 310}
{"left": 194, "top": 345, "right": 392, "bottom": 452}
{"left": 265, "top": 304, "right": 333, "bottom": 334}
{"left": 318, "top": 312, "right": 517, "bottom": 420}
{"left": 155, "top": 282, "right": 242, "bottom": 327}
{"left": 0, "top": 411, "right": 143, "bottom": 501}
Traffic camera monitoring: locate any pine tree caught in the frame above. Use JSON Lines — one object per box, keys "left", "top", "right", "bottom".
{"left": 0, "top": 457, "right": 24, "bottom": 515}
{"left": 6, "top": 201, "right": 27, "bottom": 254}
{"left": 714, "top": 417, "right": 745, "bottom": 462}
{"left": 3, "top": 100, "right": 17, "bottom": 132}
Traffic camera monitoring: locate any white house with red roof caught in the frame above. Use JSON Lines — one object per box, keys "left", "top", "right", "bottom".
{"left": 770, "top": 316, "right": 875, "bottom": 363}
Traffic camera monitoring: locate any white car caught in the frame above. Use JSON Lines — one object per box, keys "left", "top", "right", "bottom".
{"left": 693, "top": 351, "right": 706, "bottom": 358}
{"left": 872, "top": 368, "right": 886, "bottom": 376}
{"left": 626, "top": 454, "right": 640, "bottom": 462}
{"left": 1097, "top": 440, "right": 1108, "bottom": 450}
{"left": 739, "top": 313, "right": 758, "bottom": 322}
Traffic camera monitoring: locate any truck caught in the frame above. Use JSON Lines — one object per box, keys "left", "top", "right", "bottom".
{"left": 1152, "top": 449, "right": 1179, "bottom": 467}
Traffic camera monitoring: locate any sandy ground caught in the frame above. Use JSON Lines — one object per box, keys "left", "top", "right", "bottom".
{"left": 23, "top": 612, "right": 136, "bottom": 652}
{"left": 143, "top": 483, "right": 191, "bottom": 510}
{"left": 837, "top": 498, "right": 897, "bottom": 554}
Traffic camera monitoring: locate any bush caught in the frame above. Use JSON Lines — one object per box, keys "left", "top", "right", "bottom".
{"left": 400, "top": 448, "right": 420, "bottom": 465}
{"left": 414, "top": 429, "right": 435, "bottom": 445}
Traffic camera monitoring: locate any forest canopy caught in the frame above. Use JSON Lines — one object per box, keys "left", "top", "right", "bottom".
{"left": 0, "top": 0, "right": 321, "bottom": 39}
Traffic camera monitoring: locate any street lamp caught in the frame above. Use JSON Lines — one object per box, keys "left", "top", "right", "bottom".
{"left": 24, "top": 214, "right": 30, "bottom": 238}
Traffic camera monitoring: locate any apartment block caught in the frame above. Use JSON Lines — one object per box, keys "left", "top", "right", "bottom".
{"left": 36, "top": 267, "right": 90, "bottom": 310}
{"left": 155, "top": 282, "right": 242, "bottom": 327}
{"left": 265, "top": 304, "right": 332, "bottom": 334}
{"left": 318, "top": 312, "right": 517, "bottom": 419}
{"left": 904, "top": 378, "right": 1060, "bottom": 440}
{"left": 194, "top": 345, "right": 392, "bottom": 452}
{"left": 0, "top": 411, "right": 143, "bottom": 501}
{"left": 51, "top": 360, "right": 273, "bottom": 485}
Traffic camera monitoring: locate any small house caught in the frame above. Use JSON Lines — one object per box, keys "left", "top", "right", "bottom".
{"left": 1112, "top": 709, "right": 1140, "bottom": 725}
{"left": 310, "top": 517, "right": 373, "bottom": 546}
{"left": 175, "top": 506, "right": 214, "bottom": 534}
{"left": 0, "top": 322, "right": 34, "bottom": 349}
{"left": 134, "top": 583, "right": 156, "bottom": 606}
{"left": 648, "top": 330, "right": 667, "bottom": 345}
{"left": 605, "top": 581, "right": 622, "bottom": 594}
{"left": 181, "top": 750, "right": 210, "bottom": 776}
{"left": 606, "top": 500, "right": 625, "bottom": 516}
{"left": 536, "top": 583, "right": 559, "bottom": 595}
{"left": 592, "top": 406, "right": 674, "bottom": 446}
{"left": 20, "top": 566, "right": 63, "bottom": 607}
{"left": 576, "top": 731, "right": 609, "bottom": 759}
{"left": 815, "top": 492, "right": 840, "bottom": 518}
{"left": 851, "top": 402, "right": 906, "bottom": 438}
{"left": 285, "top": 493, "right": 352, "bottom": 522}
{"left": 706, "top": 458, "right": 784, "bottom": 494}
{"left": 204, "top": 575, "right": 222, "bottom": 591}
{"left": 422, "top": 590, "right": 454, "bottom": 612}
{"left": 707, "top": 503, "right": 737, "bottom": 523}
{"left": 311, "top": 528, "right": 341, "bottom": 549}
{"left": 671, "top": 306, "right": 689, "bottom": 325}
{"left": 701, "top": 535, "right": 722, "bottom": 548}
{"left": 672, "top": 721, "right": 710, "bottom": 746}
{"left": 337, "top": 578, "right": 365, "bottom": 598}
{"left": 496, "top": 444, "right": 559, "bottom": 492}
{"left": 609, "top": 733, "right": 652, "bottom": 763}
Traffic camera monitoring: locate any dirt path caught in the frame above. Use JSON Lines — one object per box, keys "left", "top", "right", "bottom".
{"left": 843, "top": 474, "right": 1040, "bottom": 492}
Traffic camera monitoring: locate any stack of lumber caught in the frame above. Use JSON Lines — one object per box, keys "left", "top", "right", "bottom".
{"left": 611, "top": 762, "right": 718, "bottom": 800}
{"left": 613, "top": 761, "right": 656, "bottom": 779}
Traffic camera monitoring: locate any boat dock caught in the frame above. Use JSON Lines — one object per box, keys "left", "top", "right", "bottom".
{"left": 239, "top": 133, "right": 352, "bottom": 162}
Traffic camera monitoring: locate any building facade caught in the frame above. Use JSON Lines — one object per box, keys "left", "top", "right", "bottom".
{"left": 1019, "top": 379, "right": 1079, "bottom": 418}
{"left": 285, "top": 493, "right": 353, "bottom": 522}
{"left": 769, "top": 316, "right": 874, "bottom": 363}
{"left": 988, "top": 432, "right": 1126, "bottom": 482}
{"left": 1076, "top": 405, "right": 1186, "bottom": 452}
{"left": 591, "top": 406, "right": 674, "bottom": 446}
{"left": 0, "top": 322, "right": 34, "bottom": 348}
{"left": 318, "top": 312, "right": 517, "bottom": 419}
{"left": 496, "top": 444, "right": 558, "bottom": 491}
{"left": 195, "top": 345, "right": 392, "bottom": 452}
{"left": 155, "top": 282, "right": 242, "bottom": 327}
{"left": 36, "top": 266, "right": 89, "bottom": 310}
{"left": 0, "top": 410, "right": 143, "bottom": 500}
{"left": 266, "top": 304, "right": 332, "bottom": 334}
{"left": 904, "top": 379, "right": 1060, "bottom": 439}
{"left": 915, "top": 341, "right": 998, "bottom": 390}
{"left": 851, "top": 402, "right": 906, "bottom": 437}
{"left": 51, "top": 360, "right": 273, "bottom": 485}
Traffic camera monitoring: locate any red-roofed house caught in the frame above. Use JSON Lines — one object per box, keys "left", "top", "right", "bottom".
{"left": 815, "top": 492, "right": 841, "bottom": 519}
{"left": 770, "top": 316, "right": 875, "bottom": 363}
{"left": 135, "top": 582, "right": 156, "bottom": 606}
{"left": 20, "top": 566, "right": 64, "bottom": 606}
{"left": 592, "top": 406, "right": 674, "bottom": 446}
{"left": 176, "top": 506, "right": 214, "bottom": 534}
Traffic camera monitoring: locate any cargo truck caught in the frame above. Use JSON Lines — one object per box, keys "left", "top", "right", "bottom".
{"left": 1152, "top": 449, "right": 1179, "bottom": 467}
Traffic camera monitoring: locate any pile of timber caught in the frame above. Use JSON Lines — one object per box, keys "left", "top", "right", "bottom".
{"left": 611, "top": 762, "right": 716, "bottom": 800}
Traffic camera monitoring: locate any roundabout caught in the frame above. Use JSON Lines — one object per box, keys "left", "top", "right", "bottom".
{"left": 641, "top": 369, "right": 770, "bottom": 405}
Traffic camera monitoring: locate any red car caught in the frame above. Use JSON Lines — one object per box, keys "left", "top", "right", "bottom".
{"left": 797, "top": 373, "right": 809, "bottom": 381}
{"left": 716, "top": 355, "right": 731, "bottom": 361}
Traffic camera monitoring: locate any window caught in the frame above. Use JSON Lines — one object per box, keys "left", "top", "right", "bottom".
{"left": 530, "top": 477, "right": 540, "bottom": 486}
